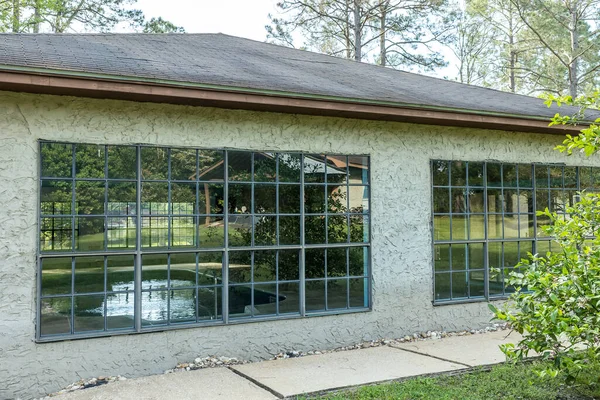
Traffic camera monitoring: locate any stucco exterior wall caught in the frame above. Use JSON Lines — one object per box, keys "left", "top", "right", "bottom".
{"left": 0, "top": 91, "right": 594, "bottom": 399}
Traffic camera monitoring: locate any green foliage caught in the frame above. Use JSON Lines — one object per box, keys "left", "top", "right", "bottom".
{"left": 312, "top": 361, "right": 600, "bottom": 400}
{"left": 0, "top": 0, "right": 183, "bottom": 33}
{"left": 492, "top": 92, "right": 600, "bottom": 383}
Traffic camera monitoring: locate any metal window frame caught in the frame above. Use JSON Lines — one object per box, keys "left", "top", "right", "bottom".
{"left": 36, "top": 141, "right": 372, "bottom": 342}
{"left": 431, "top": 159, "right": 592, "bottom": 306}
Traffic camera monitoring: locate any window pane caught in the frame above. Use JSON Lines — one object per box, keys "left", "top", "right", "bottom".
{"left": 305, "top": 248, "right": 325, "bottom": 279}
{"left": 228, "top": 151, "right": 252, "bottom": 181}
{"left": 433, "top": 188, "right": 450, "bottom": 213}
{"left": 451, "top": 215, "right": 467, "bottom": 241}
{"left": 198, "top": 252, "right": 222, "bottom": 286}
{"left": 41, "top": 257, "right": 72, "bottom": 296}
{"left": 433, "top": 215, "right": 450, "bottom": 241}
{"left": 108, "top": 145, "right": 136, "bottom": 179}
{"left": 279, "top": 283, "right": 300, "bottom": 314}
{"left": 254, "top": 250, "right": 276, "bottom": 282}
{"left": 74, "top": 294, "right": 105, "bottom": 332}
{"left": 278, "top": 153, "right": 302, "bottom": 183}
{"left": 451, "top": 271, "right": 468, "bottom": 299}
{"left": 229, "top": 251, "right": 251, "bottom": 284}
{"left": 349, "top": 156, "right": 369, "bottom": 185}
{"left": 106, "top": 291, "right": 135, "bottom": 330}
{"left": 229, "top": 183, "right": 251, "bottom": 214}
{"left": 304, "top": 154, "right": 326, "bottom": 183}
{"left": 170, "top": 148, "right": 197, "bottom": 181}
{"left": 350, "top": 215, "right": 369, "bottom": 243}
{"left": 253, "top": 283, "right": 278, "bottom": 316}
{"left": 40, "top": 298, "right": 72, "bottom": 336}
{"left": 279, "top": 250, "right": 300, "bottom": 281}
{"left": 40, "top": 217, "right": 72, "bottom": 251}
{"left": 141, "top": 147, "right": 168, "bottom": 180}
{"left": 279, "top": 216, "right": 300, "bottom": 245}
{"left": 142, "top": 182, "right": 168, "bottom": 213}
{"left": 468, "top": 163, "right": 484, "bottom": 187}
{"left": 468, "top": 243, "right": 485, "bottom": 270}
{"left": 107, "top": 182, "right": 136, "bottom": 215}
{"left": 487, "top": 163, "right": 501, "bottom": 187}
{"left": 198, "top": 287, "right": 222, "bottom": 321}
{"left": 349, "top": 278, "right": 368, "bottom": 308}
{"left": 518, "top": 164, "right": 533, "bottom": 188}
{"left": 141, "top": 254, "right": 168, "bottom": 290}
{"left": 434, "top": 273, "right": 451, "bottom": 301}
{"left": 171, "top": 216, "right": 196, "bottom": 247}
{"left": 469, "top": 271, "right": 485, "bottom": 297}
{"left": 503, "top": 164, "right": 517, "bottom": 187}
{"left": 451, "top": 189, "right": 467, "bottom": 213}
{"left": 327, "top": 279, "right": 348, "bottom": 309}
{"left": 254, "top": 184, "right": 276, "bottom": 213}
{"left": 171, "top": 183, "right": 196, "bottom": 214}
{"left": 141, "top": 290, "right": 168, "bottom": 326}
{"left": 229, "top": 285, "right": 253, "bottom": 318}
{"left": 169, "top": 288, "right": 196, "bottom": 324}
{"left": 535, "top": 165, "right": 549, "bottom": 188}
{"left": 504, "top": 214, "right": 519, "bottom": 238}
{"left": 349, "top": 247, "right": 369, "bottom": 276}
{"left": 198, "top": 150, "right": 224, "bottom": 181}
{"left": 305, "top": 216, "right": 326, "bottom": 244}
{"left": 42, "top": 143, "right": 73, "bottom": 178}
{"left": 107, "top": 255, "right": 135, "bottom": 292}
{"left": 141, "top": 217, "right": 169, "bottom": 248}
{"left": 468, "top": 189, "right": 484, "bottom": 213}
{"left": 254, "top": 216, "right": 276, "bottom": 246}
{"left": 279, "top": 185, "right": 300, "bottom": 213}
{"left": 469, "top": 215, "right": 485, "bottom": 240}
{"left": 434, "top": 245, "right": 450, "bottom": 272}
{"left": 305, "top": 280, "right": 325, "bottom": 312}
{"left": 76, "top": 181, "right": 105, "bottom": 215}
{"left": 254, "top": 153, "right": 277, "bottom": 182}
{"left": 450, "top": 161, "right": 466, "bottom": 186}
{"left": 75, "top": 217, "right": 105, "bottom": 251}
{"left": 432, "top": 161, "right": 449, "bottom": 186}
{"left": 327, "top": 185, "right": 347, "bottom": 213}
{"left": 327, "top": 156, "right": 348, "bottom": 184}
{"left": 349, "top": 186, "right": 369, "bottom": 213}
{"left": 452, "top": 244, "right": 467, "bottom": 270}
{"left": 76, "top": 144, "right": 105, "bottom": 178}
{"left": 228, "top": 217, "right": 251, "bottom": 247}
{"left": 487, "top": 214, "right": 503, "bottom": 239}
{"left": 41, "top": 180, "right": 72, "bottom": 215}
{"left": 198, "top": 216, "right": 224, "bottom": 248}
{"left": 327, "top": 247, "right": 347, "bottom": 277}
{"left": 199, "top": 183, "right": 224, "bottom": 214}
{"left": 328, "top": 215, "right": 348, "bottom": 244}
{"left": 75, "top": 256, "right": 104, "bottom": 294}
{"left": 169, "top": 253, "right": 196, "bottom": 288}
{"left": 305, "top": 185, "right": 325, "bottom": 213}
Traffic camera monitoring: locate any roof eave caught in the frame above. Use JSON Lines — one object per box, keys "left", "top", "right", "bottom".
{"left": 0, "top": 69, "right": 581, "bottom": 135}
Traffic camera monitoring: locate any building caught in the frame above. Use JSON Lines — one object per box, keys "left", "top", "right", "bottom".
{"left": 0, "top": 33, "right": 598, "bottom": 399}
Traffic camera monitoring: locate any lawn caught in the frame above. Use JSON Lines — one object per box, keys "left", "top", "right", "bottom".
{"left": 311, "top": 362, "right": 600, "bottom": 400}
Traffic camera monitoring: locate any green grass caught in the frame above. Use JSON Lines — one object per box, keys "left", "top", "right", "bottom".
{"left": 308, "top": 362, "right": 600, "bottom": 400}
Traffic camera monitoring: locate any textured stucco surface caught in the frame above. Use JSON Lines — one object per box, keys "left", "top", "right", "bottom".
{"left": 0, "top": 91, "right": 596, "bottom": 399}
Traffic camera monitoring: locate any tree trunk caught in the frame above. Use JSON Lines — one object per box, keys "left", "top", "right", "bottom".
{"left": 34, "top": 0, "right": 41, "bottom": 33}
{"left": 508, "top": 4, "right": 516, "bottom": 93}
{"left": 379, "top": 0, "right": 387, "bottom": 66}
{"left": 353, "top": 0, "right": 362, "bottom": 61}
{"left": 568, "top": 2, "right": 579, "bottom": 98}
{"left": 12, "top": 0, "right": 20, "bottom": 32}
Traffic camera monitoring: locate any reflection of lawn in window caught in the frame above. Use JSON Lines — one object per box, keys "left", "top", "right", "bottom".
{"left": 434, "top": 215, "right": 534, "bottom": 241}
{"left": 71, "top": 222, "right": 226, "bottom": 251}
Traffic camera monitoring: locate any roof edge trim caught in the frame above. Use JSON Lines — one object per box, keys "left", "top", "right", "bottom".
{"left": 0, "top": 68, "right": 582, "bottom": 135}
{"left": 0, "top": 64, "right": 566, "bottom": 123}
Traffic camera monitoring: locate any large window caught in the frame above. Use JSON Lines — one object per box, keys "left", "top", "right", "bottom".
{"left": 38, "top": 142, "right": 371, "bottom": 340}
{"left": 432, "top": 160, "right": 600, "bottom": 303}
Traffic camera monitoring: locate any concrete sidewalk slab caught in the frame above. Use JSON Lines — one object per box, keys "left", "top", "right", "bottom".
{"left": 391, "top": 330, "right": 522, "bottom": 367}
{"left": 231, "top": 345, "right": 466, "bottom": 398}
{"left": 56, "top": 367, "right": 277, "bottom": 400}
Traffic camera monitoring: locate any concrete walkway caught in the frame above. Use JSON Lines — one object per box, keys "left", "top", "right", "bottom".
{"left": 56, "top": 330, "right": 521, "bottom": 400}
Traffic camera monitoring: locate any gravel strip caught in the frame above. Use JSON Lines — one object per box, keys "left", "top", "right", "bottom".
{"left": 40, "top": 323, "right": 510, "bottom": 398}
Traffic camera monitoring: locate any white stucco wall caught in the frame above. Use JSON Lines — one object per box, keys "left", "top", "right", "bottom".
{"left": 0, "top": 91, "right": 594, "bottom": 399}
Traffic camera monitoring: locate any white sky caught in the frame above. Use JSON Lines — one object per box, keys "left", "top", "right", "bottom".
{"left": 135, "top": 0, "right": 279, "bottom": 40}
